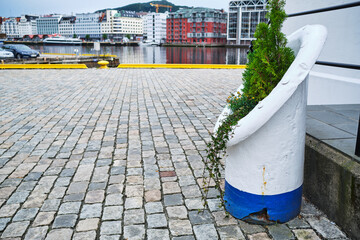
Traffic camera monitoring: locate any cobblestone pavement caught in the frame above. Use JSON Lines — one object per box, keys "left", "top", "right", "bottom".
{"left": 0, "top": 69, "right": 350, "bottom": 239}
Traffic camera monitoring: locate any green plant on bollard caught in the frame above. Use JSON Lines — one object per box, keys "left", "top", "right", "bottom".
{"left": 201, "top": 0, "right": 295, "bottom": 210}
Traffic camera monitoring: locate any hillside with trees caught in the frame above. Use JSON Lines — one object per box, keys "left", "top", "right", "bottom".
{"left": 96, "top": 0, "right": 191, "bottom": 13}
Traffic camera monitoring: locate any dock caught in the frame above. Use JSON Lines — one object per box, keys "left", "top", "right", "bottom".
{"left": 0, "top": 69, "right": 356, "bottom": 239}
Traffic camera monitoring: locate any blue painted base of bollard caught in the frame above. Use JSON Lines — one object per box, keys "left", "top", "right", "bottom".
{"left": 224, "top": 181, "right": 302, "bottom": 224}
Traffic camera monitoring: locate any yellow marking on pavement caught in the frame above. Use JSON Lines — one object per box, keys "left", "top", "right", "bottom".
{"left": 117, "top": 64, "right": 246, "bottom": 69}
{"left": 0, "top": 64, "right": 88, "bottom": 69}
{"left": 42, "top": 53, "right": 117, "bottom": 58}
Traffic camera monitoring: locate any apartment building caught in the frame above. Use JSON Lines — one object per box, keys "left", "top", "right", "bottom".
{"left": 100, "top": 10, "right": 117, "bottom": 38}
{"left": 59, "top": 16, "right": 76, "bottom": 37}
{"left": 1, "top": 18, "right": 20, "bottom": 38}
{"left": 18, "top": 15, "right": 38, "bottom": 37}
{"left": 113, "top": 11, "right": 143, "bottom": 38}
{"left": 75, "top": 13, "right": 101, "bottom": 39}
{"left": 227, "top": 0, "right": 268, "bottom": 45}
{"left": 167, "top": 8, "right": 227, "bottom": 44}
{"left": 143, "top": 12, "right": 168, "bottom": 44}
{"left": 36, "top": 15, "right": 62, "bottom": 35}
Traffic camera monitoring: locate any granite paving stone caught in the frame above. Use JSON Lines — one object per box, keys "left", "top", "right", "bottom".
{"left": 147, "top": 213, "right": 168, "bottom": 228}
{"left": 306, "top": 216, "right": 347, "bottom": 239}
{"left": 167, "top": 206, "right": 188, "bottom": 219}
{"left": 147, "top": 229, "right": 170, "bottom": 240}
{"left": 76, "top": 218, "right": 100, "bottom": 232}
{"left": 12, "top": 207, "right": 39, "bottom": 221}
{"left": 145, "top": 202, "right": 163, "bottom": 214}
{"left": 293, "top": 229, "right": 321, "bottom": 240}
{"left": 267, "top": 224, "right": 295, "bottom": 240}
{"left": 218, "top": 225, "right": 246, "bottom": 239}
{"left": 0, "top": 69, "right": 350, "bottom": 240}
{"left": 164, "top": 194, "right": 183, "bottom": 206}
{"left": 189, "top": 210, "right": 213, "bottom": 225}
{"left": 80, "top": 203, "right": 102, "bottom": 219}
{"left": 124, "top": 209, "right": 145, "bottom": 225}
{"left": 45, "top": 228, "right": 73, "bottom": 240}
{"left": 73, "top": 231, "right": 97, "bottom": 240}
{"left": 1, "top": 221, "right": 30, "bottom": 238}
{"left": 32, "top": 211, "right": 56, "bottom": 226}
{"left": 193, "top": 224, "right": 219, "bottom": 240}
{"left": 52, "top": 214, "right": 77, "bottom": 228}
{"left": 102, "top": 206, "right": 123, "bottom": 220}
{"left": 123, "top": 225, "right": 146, "bottom": 239}
{"left": 100, "top": 220, "right": 122, "bottom": 235}
{"left": 0, "top": 217, "right": 11, "bottom": 231}
{"left": 248, "top": 232, "right": 272, "bottom": 240}
{"left": 24, "top": 226, "right": 48, "bottom": 240}
{"left": 0, "top": 203, "right": 20, "bottom": 217}
{"left": 169, "top": 219, "right": 193, "bottom": 236}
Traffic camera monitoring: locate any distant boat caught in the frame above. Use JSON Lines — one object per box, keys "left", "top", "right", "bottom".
{"left": 140, "top": 41, "right": 160, "bottom": 46}
{"left": 43, "top": 36, "right": 82, "bottom": 45}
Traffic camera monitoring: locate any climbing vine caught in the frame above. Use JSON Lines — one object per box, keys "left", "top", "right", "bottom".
{"left": 202, "top": 0, "right": 295, "bottom": 209}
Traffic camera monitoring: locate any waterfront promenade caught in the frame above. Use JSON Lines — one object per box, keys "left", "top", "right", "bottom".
{"left": 0, "top": 69, "right": 349, "bottom": 239}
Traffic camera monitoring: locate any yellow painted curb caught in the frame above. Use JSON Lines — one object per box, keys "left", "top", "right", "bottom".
{"left": 0, "top": 64, "right": 88, "bottom": 69}
{"left": 42, "top": 53, "right": 75, "bottom": 56}
{"left": 42, "top": 53, "right": 117, "bottom": 58}
{"left": 81, "top": 54, "right": 117, "bottom": 58}
{"left": 117, "top": 64, "right": 246, "bottom": 69}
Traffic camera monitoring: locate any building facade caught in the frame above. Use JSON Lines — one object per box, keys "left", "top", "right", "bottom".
{"left": 1, "top": 18, "right": 20, "bottom": 38}
{"left": 75, "top": 13, "right": 101, "bottom": 39}
{"left": 227, "top": 0, "right": 267, "bottom": 45}
{"left": 100, "top": 10, "right": 117, "bottom": 39}
{"left": 59, "top": 16, "right": 75, "bottom": 37}
{"left": 167, "top": 8, "right": 227, "bottom": 44}
{"left": 36, "top": 15, "right": 62, "bottom": 35}
{"left": 112, "top": 11, "right": 143, "bottom": 39}
{"left": 18, "top": 15, "right": 38, "bottom": 37}
{"left": 143, "top": 12, "right": 168, "bottom": 44}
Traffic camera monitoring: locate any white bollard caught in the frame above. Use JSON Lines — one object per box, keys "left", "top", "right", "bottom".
{"left": 215, "top": 25, "right": 327, "bottom": 223}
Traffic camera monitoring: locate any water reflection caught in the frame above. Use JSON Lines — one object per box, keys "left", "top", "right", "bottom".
{"left": 32, "top": 45, "right": 249, "bottom": 65}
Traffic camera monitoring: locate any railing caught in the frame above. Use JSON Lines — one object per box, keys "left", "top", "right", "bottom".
{"left": 287, "top": 2, "right": 360, "bottom": 157}
{"left": 287, "top": 1, "right": 360, "bottom": 17}
{"left": 315, "top": 61, "right": 360, "bottom": 70}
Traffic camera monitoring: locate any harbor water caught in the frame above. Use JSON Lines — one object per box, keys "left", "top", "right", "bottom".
{"left": 31, "top": 45, "right": 249, "bottom": 65}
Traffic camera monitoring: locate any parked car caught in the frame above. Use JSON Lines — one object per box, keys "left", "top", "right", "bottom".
{"left": 0, "top": 48, "right": 14, "bottom": 59}
{"left": 2, "top": 44, "right": 40, "bottom": 59}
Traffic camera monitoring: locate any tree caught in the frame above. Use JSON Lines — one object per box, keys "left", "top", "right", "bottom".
{"left": 73, "top": 34, "right": 77, "bottom": 38}
{"left": 102, "top": 34, "right": 108, "bottom": 40}
{"left": 242, "top": 0, "right": 295, "bottom": 102}
{"left": 85, "top": 34, "right": 90, "bottom": 41}
{"left": 202, "top": 0, "right": 295, "bottom": 208}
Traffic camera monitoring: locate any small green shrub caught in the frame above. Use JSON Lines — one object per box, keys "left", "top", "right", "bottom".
{"left": 202, "top": 0, "right": 295, "bottom": 209}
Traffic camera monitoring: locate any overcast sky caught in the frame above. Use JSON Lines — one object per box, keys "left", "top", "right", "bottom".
{"left": 1, "top": 0, "right": 229, "bottom": 17}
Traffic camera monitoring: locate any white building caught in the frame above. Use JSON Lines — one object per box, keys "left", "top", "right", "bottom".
{"left": 18, "top": 15, "right": 38, "bottom": 37}
{"left": 75, "top": 13, "right": 101, "bottom": 39}
{"left": 59, "top": 16, "right": 75, "bottom": 37}
{"left": 113, "top": 11, "right": 143, "bottom": 39}
{"left": 1, "top": 18, "right": 20, "bottom": 38}
{"left": 283, "top": 0, "right": 360, "bottom": 105}
{"left": 100, "top": 10, "right": 117, "bottom": 39}
{"left": 36, "top": 15, "right": 62, "bottom": 35}
{"left": 227, "top": 0, "right": 267, "bottom": 45}
{"left": 143, "top": 12, "right": 168, "bottom": 44}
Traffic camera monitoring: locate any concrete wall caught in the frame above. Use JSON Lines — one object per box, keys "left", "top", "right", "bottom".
{"left": 304, "top": 135, "right": 360, "bottom": 240}
{"left": 283, "top": 0, "right": 360, "bottom": 105}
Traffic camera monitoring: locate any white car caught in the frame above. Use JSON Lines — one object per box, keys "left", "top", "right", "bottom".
{"left": 0, "top": 48, "right": 14, "bottom": 59}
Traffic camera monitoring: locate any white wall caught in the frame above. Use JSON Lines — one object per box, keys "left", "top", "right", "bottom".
{"left": 283, "top": 0, "right": 360, "bottom": 105}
